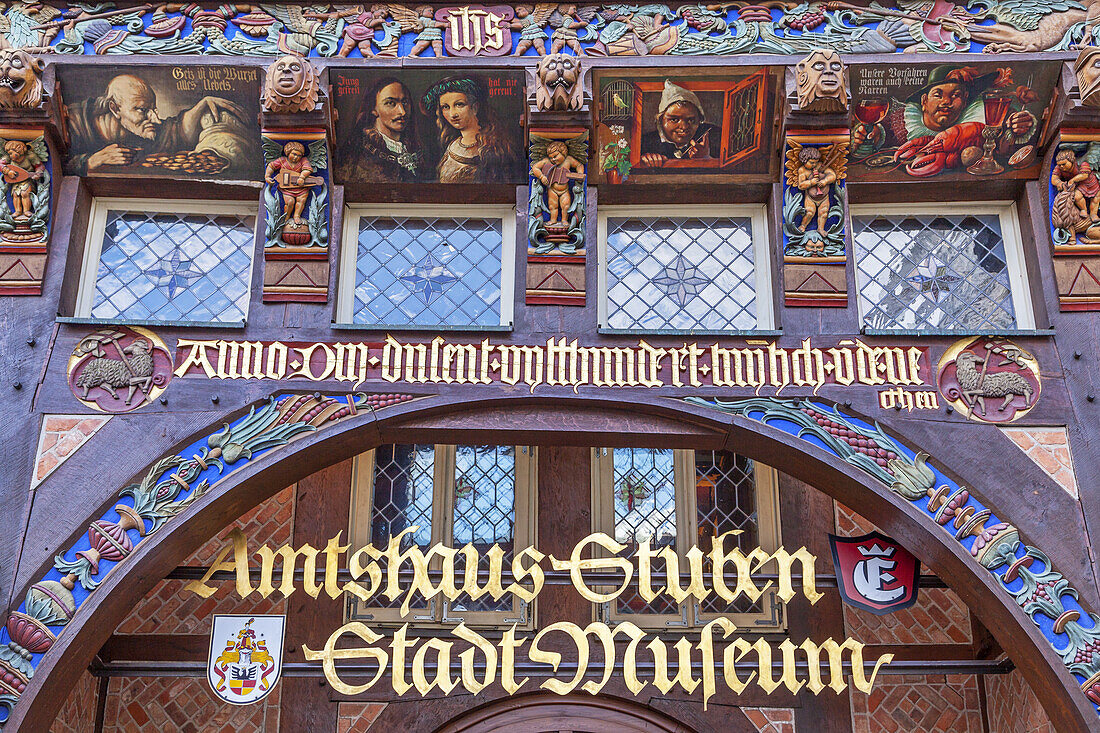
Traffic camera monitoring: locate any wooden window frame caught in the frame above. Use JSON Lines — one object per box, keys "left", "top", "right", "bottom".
{"left": 75, "top": 197, "right": 258, "bottom": 322}
{"left": 336, "top": 203, "right": 517, "bottom": 328}
{"left": 596, "top": 204, "right": 774, "bottom": 332}
{"left": 850, "top": 200, "right": 1035, "bottom": 331}
{"left": 590, "top": 447, "right": 784, "bottom": 630}
{"left": 347, "top": 444, "right": 537, "bottom": 628}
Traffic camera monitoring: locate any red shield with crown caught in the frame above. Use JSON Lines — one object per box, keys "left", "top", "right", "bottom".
{"left": 829, "top": 532, "right": 920, "bottom": 615}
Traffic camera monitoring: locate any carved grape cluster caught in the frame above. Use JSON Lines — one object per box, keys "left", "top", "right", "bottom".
{"left": 1073, "top": 640, "right": 1100, "bottom": 666}
{"left": 365, "top": 393, "right": 416, "bottom": 410}
{"left": 802, "top": 408, "right": 899, "bottom": 467}
{"left": 784, "top": 10, "right": 825, "bottom": 30}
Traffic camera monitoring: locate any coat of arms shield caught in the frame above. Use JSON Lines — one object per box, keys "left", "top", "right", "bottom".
{"left": 207, "top": 615, "right": 286, "bottom": 704}
{"left": 828, "top": 532, "right": 920, "bottom": 616}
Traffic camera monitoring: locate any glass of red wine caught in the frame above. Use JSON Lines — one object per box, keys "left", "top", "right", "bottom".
{"left": 968, "top": 94, "right": 1011, "bottom": 176}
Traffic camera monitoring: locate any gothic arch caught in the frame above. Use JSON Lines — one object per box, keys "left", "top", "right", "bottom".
{"left": 434, "top": 692, "right": 696, "bottom": 733}
{"left": 1, "top": 392, "right": 1096, "bottom": 732}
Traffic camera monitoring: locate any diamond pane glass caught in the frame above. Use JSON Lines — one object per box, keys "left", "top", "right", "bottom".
{"left": 352, "top": 216, "right": 504, "bottom": 327}
{"left": 612, "top": 448, "right": 679, "bottom": 615}
{"left": 358, "top": 444, "right": 435, "bottom": 614}
{"left": 605, "top": 216, "right": 757, "bottom": 331}
{"left": 449, "top": 445, "right": 517, "bottom": 613}
{"left": 695, "top": 450, "right": 762, "bottom": 615}
{"left": 89, "top": 210, "right": 255, "bottom": 323}
{"left": 853, "top": 213, "right": 1017, "bottom": 331}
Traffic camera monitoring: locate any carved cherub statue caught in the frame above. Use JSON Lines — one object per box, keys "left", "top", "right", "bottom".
{"left": 531, "top": 139, "right": 585, "bottom": 227}
{"left": 265, "top": 142, "right": 315, "bottom": 226}
{"left": 0, "top": 139, "right": 45, "bottom": 221}
{"left": 262, "top": 55, "right": 320, "bottom": 114}
{"left": 1076, "top": 47, "right": 1100, "bottom": 108}
{"left": 795, "top": 50, "right": 847, "bottom": 114}
{"left": 794, "top": 147, "right": 837, "bottom": 232}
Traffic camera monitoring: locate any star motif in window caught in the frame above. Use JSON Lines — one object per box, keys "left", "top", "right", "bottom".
{"left": 906, "top": 256, "right": 960, "bottom": 302}
{"left": 653, "top": 255, "right": 709, "bottom": 306}
{"left": 400, "top": 253, "right": 458, "bottom": 305}
{"left": 147, "top": 248, "right": 204, "bottom": 298}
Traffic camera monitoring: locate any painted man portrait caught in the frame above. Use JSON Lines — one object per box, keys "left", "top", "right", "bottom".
{"left": 639, "top": 80, "right": 720, "bottom": 168}
{"left": 65, "top": 74, "right": 248, "bottom": 175}
{"left": 338, "top": 76, "right": 424, "bottom": 183}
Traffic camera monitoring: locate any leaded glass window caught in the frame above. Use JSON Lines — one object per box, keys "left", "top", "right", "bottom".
{"left": 339, "top": 206, "right": 516, "bottom": 328}
{"left": 79, "top": 200, "right": 256, "bottom": 323}
{"left": 853, "top": 205, "right": 1033, "bottom": 331}
{"left": 592, "top": 447, "right": 782, "bottom": 629}
{"left": 600, "top": 206, "right": 772, "bottom": 332}
{"left": 348, "top": 444, "right": 535, "bottom": 626}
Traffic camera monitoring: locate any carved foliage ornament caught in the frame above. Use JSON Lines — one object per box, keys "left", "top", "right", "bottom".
{"left": 535, "top": 52, "right": 582, "bottom": 112}
{"left": 262, "top": 54, "right": 319, "bottom": 114}
{"left": 795, "top": 50, "right": 846, "bottom": 114}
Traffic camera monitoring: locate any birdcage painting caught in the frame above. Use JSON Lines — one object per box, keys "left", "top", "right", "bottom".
{"left": 601, "top": 80, "right": 635, "bottom": 123}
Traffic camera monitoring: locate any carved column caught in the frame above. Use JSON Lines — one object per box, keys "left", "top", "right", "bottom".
{"left": 0, "top": 49, "right": 55, "bottom": 296}
{"left": 525, "top": 53, "right": 588, "bottom": 306}
{"left": 781, "top": 52, "right": 850, "bottom": 308}
{"left": 259, "top": 55, "right": 331, "bottom": 303}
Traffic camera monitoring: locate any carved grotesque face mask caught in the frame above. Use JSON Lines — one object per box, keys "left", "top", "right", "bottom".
{"left": 796, "top": 50, "right": 847, "bottom": 113}
{"left": 0, "top": 48, "right": 44, "bottom": 109}
{"left": 1077, "top": 48, "right": 1100, "bottom": 108}
{"left": 263, "top": 54, "right": 319, "bottom": 114}
{"left": 274, "top": 56, "right": 305, "bottom": 97}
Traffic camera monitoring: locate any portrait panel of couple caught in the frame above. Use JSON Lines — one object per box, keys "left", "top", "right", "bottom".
{"left": 333, "top": 70, "right": 526, "bottom": 185}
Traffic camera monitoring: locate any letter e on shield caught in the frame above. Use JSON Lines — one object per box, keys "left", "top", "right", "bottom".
{"left": 207, "top": 615, "right": 286, "bottom": 704}
{"left": 828, "top": 532, "right": 920, "bottom": 615}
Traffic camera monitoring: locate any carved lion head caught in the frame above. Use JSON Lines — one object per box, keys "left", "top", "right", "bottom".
{"left": 0, "top": 48, "right": 44, "bottom": 110}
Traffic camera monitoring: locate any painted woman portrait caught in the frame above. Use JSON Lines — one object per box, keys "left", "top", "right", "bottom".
{"left": 338, "top": 76, "right": 424, "bottom": 183}
{"left": 421, "top": 76, "right": 520, "bottom": 184}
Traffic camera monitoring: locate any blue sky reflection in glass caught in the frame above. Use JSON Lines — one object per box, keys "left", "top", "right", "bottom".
{"left": 91, "top": 210, "right": 254, "bottom": 323}
{"left": 606, "top": 216, "right": 757, "bottom": 331}
{"left": 354, "top": 216, "right": 503, "bottom": 327}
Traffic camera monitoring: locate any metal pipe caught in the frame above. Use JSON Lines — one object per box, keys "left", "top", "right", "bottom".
{"left": 164, "top": 566, "right": 948, "bottom": 589}
{"left": 90, "top": 657, "right": 1013, "bottom": 678}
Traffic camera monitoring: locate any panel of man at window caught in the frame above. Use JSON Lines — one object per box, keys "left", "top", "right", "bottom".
{"left": 639, "top": 81, "right": 720, "bottom": 169}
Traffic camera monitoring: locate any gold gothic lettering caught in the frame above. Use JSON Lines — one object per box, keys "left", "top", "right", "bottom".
{"left": 174, "top": 336, "right": 929, "bottom": 393}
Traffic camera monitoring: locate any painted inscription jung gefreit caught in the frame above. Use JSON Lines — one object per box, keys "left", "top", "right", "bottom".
{"left": 849, "top": 61, "right": 1058, "bottom": 182}
{"left": 595, "top": 69, "right": 775, "bottom": 183}
{"left": 332, "top": 69, "right": 525, "bottom": 184}
{"left": 59, "top": 65, "right": 261, "bottom": 180}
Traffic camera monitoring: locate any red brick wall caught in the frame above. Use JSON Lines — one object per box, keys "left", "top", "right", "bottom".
{"left": 985, "top": 668, "right": 1056, "bottom": 733}
{"left": 116, "top": 487, "right": 295, "bottom": 634}
{"left": 101, "top": 677, "right": 280, "bottom": 732}
{"left": 50, "top": 669, "right": 97, "bottom": 733}
{"left": 849, "top": 674, "right": 984, "bottom": 733}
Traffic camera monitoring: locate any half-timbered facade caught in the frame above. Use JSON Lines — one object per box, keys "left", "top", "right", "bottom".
{"left": 1, "top": 2, "right": 1099, "bottom": 731}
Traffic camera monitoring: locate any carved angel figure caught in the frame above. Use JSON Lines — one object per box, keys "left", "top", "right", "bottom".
{"left": 262, "top": 137, "right": 328, "bottom": 247}
{"left": 783, "top": 140, "right": 848, "bottom": 256}
{"left": 386, "top": 4, "right": 448, "bottom": 57}
{"left": 529, "top": 131, "right": 587, "bottom": 253}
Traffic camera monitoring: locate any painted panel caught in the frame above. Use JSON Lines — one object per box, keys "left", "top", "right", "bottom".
{"left": 58, "top": 64, "right": 262, "bottom": 181}
{"left": 332, "top": 68, "right": 526, "bottom": 184}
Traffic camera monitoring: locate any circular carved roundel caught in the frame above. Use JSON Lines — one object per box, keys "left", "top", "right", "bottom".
{"left": 66, "top": 326, "right": 173, "bottom": 413}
